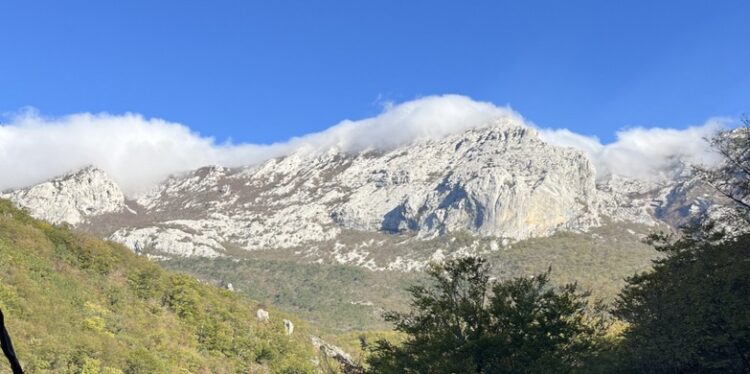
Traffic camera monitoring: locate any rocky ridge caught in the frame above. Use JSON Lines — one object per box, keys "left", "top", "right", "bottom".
{"left": 1, "top": 166, "right": 126, "bottom": 225}
{"left": 2, "top": 120, "right": 720, "bottom": 267}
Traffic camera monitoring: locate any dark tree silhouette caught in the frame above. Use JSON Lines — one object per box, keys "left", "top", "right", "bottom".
{"left": 365, "top": 257, "right": 605, "bottom": 373}
{"left": 613, "top": 233, "right": 750, "bottom": 373}
{"left": 0, "top": 309, "right": 23, "bottom": 374}
{"left": 695, "top": 116, "right": 750, "bottom": 223}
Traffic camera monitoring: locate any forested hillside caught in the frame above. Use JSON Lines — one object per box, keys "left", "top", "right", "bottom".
{"left": 0, "top": 199, "right": 316, "bottom": 373}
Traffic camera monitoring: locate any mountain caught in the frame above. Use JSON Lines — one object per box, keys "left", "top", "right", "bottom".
{"left": 2, "top": 120, "right": 722, "bottom": 330}
{"left": 112, "top": 121, "right": 603, "bottom": 258}
{"left": 3, "top": 119, "right": 713, "bottom": 262}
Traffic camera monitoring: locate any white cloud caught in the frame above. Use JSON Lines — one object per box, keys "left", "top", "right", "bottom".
{"left": 539, "top": 121, "right": 726, "bottom": 181}
{"left": 0, "top": 109, "right": 284, "bottom": 195}
{"left": 282, "top": 94, "right": 519, "bottom": 152}
{"left": 0, "top": 95, "right": 727, "bottom": 196}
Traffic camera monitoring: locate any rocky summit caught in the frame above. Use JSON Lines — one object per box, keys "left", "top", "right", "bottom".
{"left": 2, "top": 166, "right": 126, "bottom": 226}
{"left": 2, "top": 119, "right": 720, "bottom": 264}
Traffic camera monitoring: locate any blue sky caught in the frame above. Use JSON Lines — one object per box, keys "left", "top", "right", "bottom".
{"left": 2, "top": 0, "right": 748, "bottom": 144}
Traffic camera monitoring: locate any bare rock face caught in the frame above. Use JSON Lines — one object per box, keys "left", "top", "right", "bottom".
{"left": 597, "top": 172, "right": 726, "bottom": 230}
{"left": 1, "top": 166, "right": 125, "bottom": 225}
{"left": 103, "top": 119, "right": 600, "bottom": 257}
{"left": 1, "top": 120, "right": 725, "bottom": 262}
{"left": 328, "top": 124, "right": 600, "bottom": 238}
{"left": 109, "top": 225, "right": 226, "bottom": 258}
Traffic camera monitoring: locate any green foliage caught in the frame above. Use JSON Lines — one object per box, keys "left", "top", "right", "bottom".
{"left": 331, "top": 330, "right": 406, "bottom": 365}
{"left": 162, "top": 256, "right": 424, "bottom": 332}
{"left": 484, "top": 221, "right": 659, "bottom": 302}
{"left": 124, "top": 348, "right": 166, "bottom": 374}
{"left": 161, "top": 274, "right": 201, "bottom": 320}
{"left": 613, "top": 233, "right": 750, "bottom": 372}
{"left": 366, "top": 257, "right": 607, "bottom": 373}
{"left": 0, "top": 199, "right": 316, "bottom": 373}
{"left": 127, "top": 266, "right": 163, "bottom": 300}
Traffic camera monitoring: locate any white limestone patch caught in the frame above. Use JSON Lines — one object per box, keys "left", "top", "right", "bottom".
{"left": 2, "top": 166, "right": 125, "bottom": 225}
{"left": 109, "top": 226, "right": 224, "bottom": 258}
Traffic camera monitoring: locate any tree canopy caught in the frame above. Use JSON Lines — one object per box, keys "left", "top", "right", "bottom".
{"left": 613, "top": 233, "right": 750, "bottom": 372}
{"left": 366, "top": 257, "right": 605, "bottom": 373}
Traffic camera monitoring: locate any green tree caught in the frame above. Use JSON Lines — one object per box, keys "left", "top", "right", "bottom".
{"left": 161, "top": 274, "right": 201, "bottom": 320}
{"left": 366, "top": 257, "right": 605, "bottom": 373}
{"left": 124, "top": 348, "right": 167, "bottom": 374}
{"left": 613, "top": 233, "right": 750, "bottom": 372}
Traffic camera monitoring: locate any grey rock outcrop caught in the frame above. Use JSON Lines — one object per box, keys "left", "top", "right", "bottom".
{"left": 256, "top": 309, "right": 269, "bottom": 322}
{"left": 1, "top": 166, "right": 125, "bottom": 225}
{"left": 283, "top": 319, "right": 294, "bottom": 335}
{"left": 311, "top": 336, "right": 362, "bottom": 373}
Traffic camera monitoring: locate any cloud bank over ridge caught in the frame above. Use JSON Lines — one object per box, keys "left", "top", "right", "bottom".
{"left": 0, "top": 95, "right": 726, "bottom": 195}
{"left": 538, "top": 123, "right": 724, "bottom": 181}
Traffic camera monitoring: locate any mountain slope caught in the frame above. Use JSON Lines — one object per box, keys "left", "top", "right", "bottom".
{"left": 0, "top": 122, "right": 720, "bottom": 335}
{"left": 0, "top": 199, "right": 316, "bottom": 373}
{"left": 5, "top": 120, "right": 614, "bottom": 261}
{"left": 124, "top": 121, "right": 601, "bottom": 251}
{"left": 2, "top": 166, "right": 126, "bottom": 226}
{"left": 160, "top": 219, "right": 658, "bottom": 331}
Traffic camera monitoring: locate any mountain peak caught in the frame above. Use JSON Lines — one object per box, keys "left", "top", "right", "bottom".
{"left": 1, "top": 166, "right": 125, "bottom": 225}
{"left": 68, "top": 164, "right": 105, "bottom": 175}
